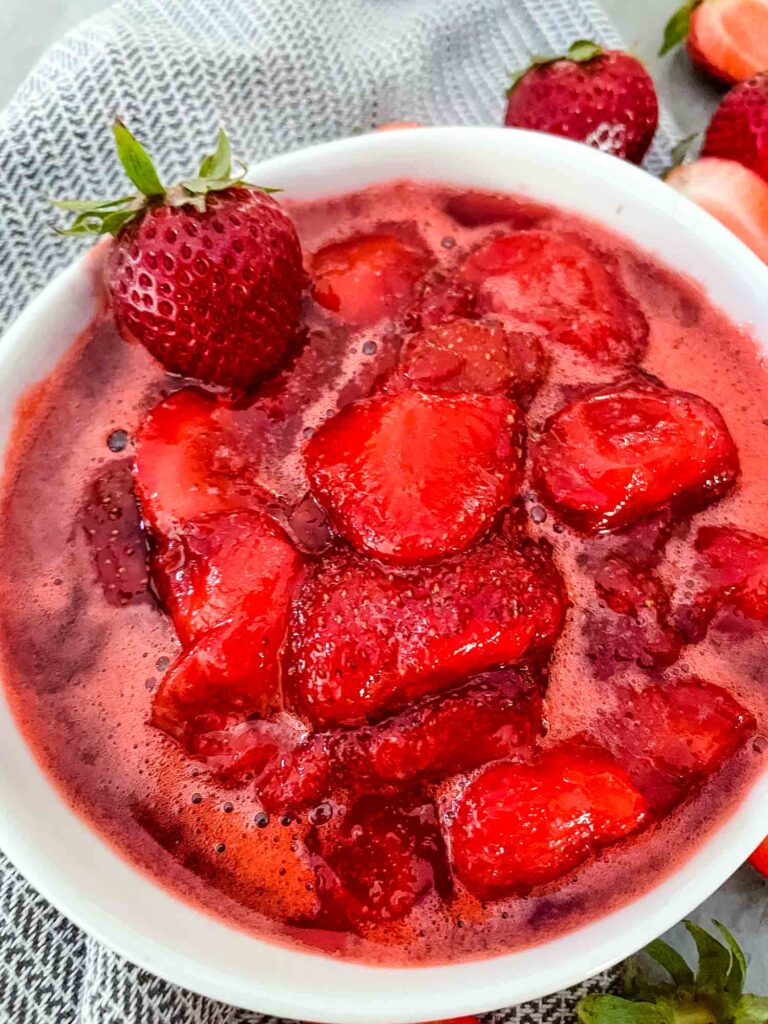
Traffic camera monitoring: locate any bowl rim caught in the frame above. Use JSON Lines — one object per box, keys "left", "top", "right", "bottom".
{"left": 1, "top": 125, "right": 768, "bottom": 1023}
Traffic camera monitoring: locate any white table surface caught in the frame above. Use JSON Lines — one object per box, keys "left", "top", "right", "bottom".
{"left": 1, "top": 0, "right": 765, "bottom": 994}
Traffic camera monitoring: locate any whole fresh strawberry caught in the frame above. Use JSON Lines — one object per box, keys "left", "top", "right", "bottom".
{"left": 55, "top": 121, "right": 304, "bottom": 389}
{"left": 660, "top": 0, "right": 768, "bottom": 84}
{"left": 504, "top": 40, "right": 659, "bottom": 164}
{"left": 703, "top": 72, "right": 768, "bottom": 181}
{"left": 750, "top": 836, "right": 768, "bottom": 876}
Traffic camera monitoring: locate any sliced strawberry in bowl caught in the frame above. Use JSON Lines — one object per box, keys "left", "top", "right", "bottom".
{"left": 153, "top": 509, "right": 303, "bottom": 648}
{"left": 289, "top": 535, "right": 567, "bottom": 727}
{"left": 601, "top": 678, "right": 756, "bottom": 812}
{"left": 504, "top": 41, "right": 658, "bottom": 164}
{"left": 443, "top": 191, "right": 548, "bottom": 228}
{"left": 134, "top": 388, "right": 277, "bottom": 537}
{"left": 309, "top": 796, "right": 450, "bottom": 931}
{"left": 661, "top": 0, "right": 768, "bottom": 84}
{"left": 311, "top": 233, "right": 432, "bottom": 326}
{"left": 447, "top": 742, "right": 648, "bottom": 898}
{"left": 306, "top": 389, "right": 526, "bottom": 564}
{"left": 396, "top": 318, "right": 547, "bottom": 407}
{"left": 150, "top": 512, "right": 304, "bottom": 746}
{"left": 460, "top": 230, "right": 649, "bottom": 364}
{"left": 532, "top": 379, "right": 740, "bottom": 533}
{"left": 667, "top": 159, "right": 768, "bottom": 265}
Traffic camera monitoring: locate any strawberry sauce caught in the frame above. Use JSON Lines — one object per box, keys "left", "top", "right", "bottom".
{"left": 1, "top": 181, "right": 768, "bottom": 966}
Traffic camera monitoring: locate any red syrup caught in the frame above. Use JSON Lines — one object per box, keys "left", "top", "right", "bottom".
{"left": 1, "top": 181, "right": 767, "bottom": 966}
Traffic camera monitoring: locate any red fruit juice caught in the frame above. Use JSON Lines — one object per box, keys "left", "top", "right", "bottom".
{"left": 1, "top": 181, "right": 767, "bottom": 965}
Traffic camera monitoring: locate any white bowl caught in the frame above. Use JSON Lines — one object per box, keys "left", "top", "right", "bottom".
{"left": 1, "top": 127, "right": 767, "bottom": 1023}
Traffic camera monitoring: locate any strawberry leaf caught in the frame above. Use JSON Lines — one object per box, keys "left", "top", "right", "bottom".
{"left": 507, "top": 38, "right": 603, "bottom": 95}
{"left": 714, "top": 921, "right": 747, "bottom": 1001}
{"left": 659, "top": 1, "right": 702, "bottom": 57}
{"left": 645, "top": 937, "right": 695, "bottom": 988}
{"left": 567, "top": 40, "right": 604, "bottom": 63}
{"left": 685, "top": 920, "right": 733, "bottom": 998}
{"left": 736, "top": 994, "right": 768, "bottom": 1023}
{"left": 113, "top": 119, "right": 165, "bottom": 198}
{"left": 199, "top": 129, "right": 232, "bottom": 179}
{"left": 577, "top": 994, "right": 666, "bottom": 1024}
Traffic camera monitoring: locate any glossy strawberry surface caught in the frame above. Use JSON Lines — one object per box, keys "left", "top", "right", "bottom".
{"left": 532, "top": 380, "right": 739, "bottom": 533}
{"left": 289, "top": 537, "right": 566, "bottom": 727}
{"left": 460, "top": 231, "right": 649, "bottom": 364}
{"left": 306, "top": 389, "right": 526, "bottom": 564}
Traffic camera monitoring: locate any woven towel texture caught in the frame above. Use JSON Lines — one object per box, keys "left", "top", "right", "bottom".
{"left": 0, "top": 1, "right": 675, "bottom": 1021}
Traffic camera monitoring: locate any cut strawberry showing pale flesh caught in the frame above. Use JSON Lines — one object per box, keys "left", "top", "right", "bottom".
{"left": 289, "top": 536, "right": 567, "bottom": 727}
{"left": 396, "top": 318, "right": 547, "bottom": 407}
{"left": 153, "top": 509, "right": 301, "bottom": 649}
{"left": 134, "top": 388, "right": 277, "bottom": 538}
{"left": 311, "top": 233, "right": 432, "bottom": 327}
{"left": 688, "top": 0, "right": 768, "bottom": 84}
{"left": 306, "top": 389, "right": 526, "bottom": 564}
{"left": 601, "top": 678, "right": 755, "bottom": 812}
{"left": 460, "top": 231, "right": 649, "bottom": 364}
{"left": 532, "top": 380, "right": 739, "bottom": 534}
{"left": 448, "top": 743, "right": 648, "bottom": 898}
{"left": 667, "top": 159, "right": 768, "bottom": 265}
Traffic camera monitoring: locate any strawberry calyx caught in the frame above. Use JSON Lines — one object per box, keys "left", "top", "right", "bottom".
{"left": 506, "top": 39, "right": 604, "bottom": 95}
{"left": 53, "top": 120, "right": 276, "bottom": 236}
{"left": 577, "top": 920, "right": 768, "bottom": 1024}
{"left": 659, "top": 0, "right": 704, "bottom": 57}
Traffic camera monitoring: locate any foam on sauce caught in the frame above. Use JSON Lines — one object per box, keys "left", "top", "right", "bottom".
{"left": 1, "top": 181, "right": 767, "bottom": 965}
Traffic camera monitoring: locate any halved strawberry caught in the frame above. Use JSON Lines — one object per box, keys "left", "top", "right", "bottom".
{"left": 448, "top": 743, "right": 647, "bottom": 898}
{"left": 310, "top": 796, "right": 449, "bottom": 930}
{"left": 396, "top": 318, "right": 546, "bottom": 407}
{"left": 661, "top": 0, "right": 768, "bottom": 85}
{"left": 311, "top": 233, "right": 432, "bottom": 326}
{"left": 532, "top": 380, "right": 739, "bottom": 534}
{"left": 749, "top": 836, "right": 768, "bottom": 876}
{"left": 151, "top": 515, "right": 303, "bottom": 746}
{"left": 134, "top": 388, "right": 275, "bottom": 537}
{"left": 153, "top": 510, "right": 300, "bottom": 648}
{"left": 460, "top": 231, "right": 649, "bottom": 364}
{"left": 306, "top": 389, "right": 525, "bottom": 564}
{"left": 290, "top": 536, "right": 566, "bottom": 727}
{"left": 667, "top": 159, "right": 768, "bottom": 264}
{"left": 603, "top": 678, "right": 755, "bottom": 812}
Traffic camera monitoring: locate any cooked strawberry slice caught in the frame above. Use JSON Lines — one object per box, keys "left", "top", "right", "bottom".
{"left": 339, "top": 671, "right": 542, "bottom": 789}
{"left": 186, "top": 716, "right": 301, "bottom": 778}
{"left": 681, "top": 525, "right": 768, "bottom": 639}
{"left": 443, "top": 192, "right": 547, "bottom": 228}
{"left": 256, "top": 733, "right": 334, "bottom": 812}
{"left": 311, "top": 796, "right": 449, "bottom": 930}
{"left": 289, "top": 536, "right": 567, "bottom": 727}
{"left": 397, "top": 318, "right": 546, "bottom": 407}
{"left": 134, "top": 388, "right": 276, "bottom": 537}
{"left": 306, "top": 389, "right": 525, "bottom": 564}
{"left": 532, "top": 380, "right": 739, "bottom": 534}
{"left": 311, "top": 233, "right": 431, "bottom": 326}
{"left": 153, "top": 510, "right": 301, "bottom": 648}
{"left": 603, "top": 679, "right": 755, "bottom": 812}
{"left": 585, "top": 556, "right": 683, "bottom": 671}
{"left": 151, "top": 521, "right": 303, "bottom": 746}
{"left": 667, "top": 159, "right": 768, "bottom": 264}
{"left": 460, "top": 231, "right": 649, "bottom": 364}
{"left": 448, "top": 743, "right": 647, "bottom": 898}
